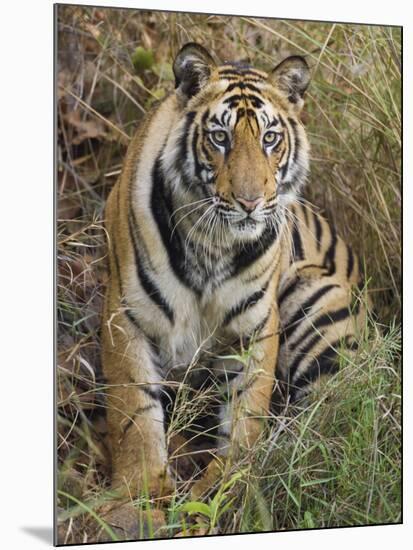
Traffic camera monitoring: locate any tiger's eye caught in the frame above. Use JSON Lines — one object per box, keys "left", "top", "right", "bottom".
{"left": 263, "top": 131, "right": 279, "bottom": 146}
{"left": 211, "top": 130, "right": 227, "bottom": 145}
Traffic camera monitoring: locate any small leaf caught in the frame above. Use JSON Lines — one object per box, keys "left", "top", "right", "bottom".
{"left": 221, "top": 470, "right": 245, "bottom": 491}
{"left": 132, "top": 46, "right": 154, "bottom": 73}
{"left": 303, "top": 510, "right": 315, "bottom": 528}
{"left": 178, "top": 501, "right": 211, "bottom": 518}
{"left": 301, "top": 476, "right": 337, "bottom": 487}
{"left": 215, "top": 497, "right": 235, "bottom": 519}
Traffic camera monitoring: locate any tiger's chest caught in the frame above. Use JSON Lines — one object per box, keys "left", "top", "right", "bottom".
{"left": 151, "top": 266, "right": 277, "bottom": 382}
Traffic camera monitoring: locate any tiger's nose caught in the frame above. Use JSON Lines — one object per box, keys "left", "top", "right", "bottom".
{"left": 235, "top": 195, "right": 264, "bottom": 213}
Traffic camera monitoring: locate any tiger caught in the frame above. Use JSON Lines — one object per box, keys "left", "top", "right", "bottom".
{"left": 101, "top": 42, "right": 367, "bottom": 505}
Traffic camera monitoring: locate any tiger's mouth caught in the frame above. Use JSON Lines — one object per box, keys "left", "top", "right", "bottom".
{"left": 211, "top": 197, "right": 279, "bottom": 241}
{"left": 233, "top": 218, "right": 257, "bottom": 230}
{"left": 225, "top": 213, "right": 267, "bottom": 241}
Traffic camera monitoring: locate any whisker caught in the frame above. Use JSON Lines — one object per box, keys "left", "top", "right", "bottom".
{"left": 169, "top": 196, "right": 213, "bottom": 221}
{"left": 170, "top": 199, "right": 213, "bottom": 238}
{"left": 184, "top": 205, "right": 215, "bottom": 266}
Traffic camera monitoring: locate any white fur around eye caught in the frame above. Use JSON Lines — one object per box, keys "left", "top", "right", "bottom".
{"left": 209, "top": 129, "right": 229, "bottom": 150}
{"left": 212, "top": 130, "right": 227, "bottom": 144}
{"left": 263, "top": 131, "right": 282, "bottom": 148}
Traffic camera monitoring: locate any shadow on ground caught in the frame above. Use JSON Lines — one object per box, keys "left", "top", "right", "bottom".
{"left": 21, "top": 527, "right": 53, "bottom": 545}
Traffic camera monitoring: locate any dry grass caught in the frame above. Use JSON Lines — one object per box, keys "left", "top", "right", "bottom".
{"left": 56, "top": 5, "right": 401, "bottom": 544}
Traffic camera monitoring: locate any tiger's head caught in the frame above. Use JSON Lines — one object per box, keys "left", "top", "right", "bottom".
{"left": 164, "top": 43, "right": 311, "bottom": 243}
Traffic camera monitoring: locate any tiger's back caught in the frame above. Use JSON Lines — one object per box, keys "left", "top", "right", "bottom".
{"left": 276, "top": 202, "right": 367, "bottom": 404}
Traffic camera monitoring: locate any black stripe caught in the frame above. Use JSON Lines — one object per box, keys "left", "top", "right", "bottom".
{"left": 290, "top": 339, "right": 342, "bottom": 400}
{"left": 278, "top": 262, "right": 333, "bottom": 306}
{"left": 225, "top": 81, "right": 263, "bottom": 94}
{"left": 150, "top": 155, "right": 201, "bottom": 294}
{"left": 289, "top": 332, "right": 324, "bottom": 382}
{"left": 238, "top": 69, "right": 266, "bottom": 78}
{"left": 128, "top": 211, "right": 175, "bottom": 323}
{"left": 175, "top": 111, "right": 197, "bottom": 179}
{"left": 140, "top": 355, "right": 164, "bottom": 383}
{"left": 197, "top": 110, "right": 213, "bottom": 170}
{"left": 245, "top": 307, "right": 272, "bottom": 345}
{"left": 201, "top": 141, "right": 212, "bottom": 162}
{"left": 261, "top": 204, "right": 276, "bottom": 214}
{"left": 219, "top": 76, "right": 265, "bottom": 84}
{"left": 123, "top": 404, "right": 157, "bottom": 435}
{"left": 222, "top": 110, "right": 231, "bottom": 126}
{"left": 235, "top": 107, "right": 246, "bottom": 125}
{"left": 357, "top": 277, "right": 365, "bottom": 293}
{"left": 246, "top": 94, "right": 264, "bottom": 108}
{"left": 323, "top": 228, "right": 338, "bottom": 275}
{"left": 261, "top": 111, "right": 270, "bottom": 126}
{"left": 313, "top": 211, "right": 323, "bottom": 252}
{"left": 129, "top": 206, "right": 156, "bottom": 272}
{"left": 346, "top": 244, "right": 354, "bottom": 280}
{"left": 217, "top": 201, "right": 233, "bottom": 212}
{"left": 236, "top": 375, "right": 256, "bottom": 398}
{"left": 124, "top": 305, "right": 141, "bottom": 330}
{"left": 112, "top": 238, "right": 123, "bottom": 297}
{"left": 278, "top": 276, "right": 301, "bottom": 307}
{"left": 287, "top": 117, "right": 301, "bottom": 164}
{"left": 301, "top": 203, "right": 309, "bottom": 226}
{"left": 244, "top": 258, "right": 275, "bottom": 284}
{"left": 223, "top": 280, "right": 270, "bottom": 327}
{"left": 279, "top": 113, "right": 287, "bottom": 128}
{"left": 231, "top": 223, "right": 278, "bottom": 276}
{"left": 218, "top": 69, "right": 243, "bottom": 77}
{"left": 192, "top": 124, "right": 205, "bottom": 178}
{"left": 292, "top": 219, "right": 304, "bottom": 261}
{"left": 246, "top": 108, "right": 258, "bottom": 123}
{"left": 209, "top": 113, "right": 222, "bottom": 127}
{"left": 280, "top": 284, "right": 339, "bottom": 344}
{"left": 279, "top": 114, "right": 292, "bottom": 181}
{"left": 254, "top": 306, "right": 272, "bottom": 333}
{"left": 289, "top": 305, "right": 353, "bottom": 352}
{"left": 201, "top": 108, "right": 210, "bottom": 126}
{"left": 280, "top": 162, "right": 288, "bottom": 181}
{"left": 140, "top": 385, "right": 160, "bottom": 401}
{"left": 223, "top": 94, "right": 243, "bottom": 105}
{"left": 122, "top": 299, "right": 163, "bottom": 359}
{"left": 344, "top": 334, "right": 358, "bottom": 351}
{"left": 218, "top": 68, "right": 265, "bottom": 78}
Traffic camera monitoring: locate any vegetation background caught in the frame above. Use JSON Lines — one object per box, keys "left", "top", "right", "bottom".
{"left": 56, "top": 4, "right": 401, "bottom": 544}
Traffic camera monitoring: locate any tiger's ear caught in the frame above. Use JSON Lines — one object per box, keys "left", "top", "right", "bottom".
{"left": 269, "top": 56, "right": 310, "bottom": 109}
{"left": 173, "top": 43, "right": 216, "bottom": 99}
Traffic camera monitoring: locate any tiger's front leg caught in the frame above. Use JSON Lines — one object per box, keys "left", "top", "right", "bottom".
{"left": 191, "top": 307, "right": 279, "bottom": 499}
{"left": 102, "top": 306, "right": 173, "bottom": 500}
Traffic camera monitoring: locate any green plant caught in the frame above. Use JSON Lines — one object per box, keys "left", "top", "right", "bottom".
{"left": 177, "top": 470, "right": 246, "bottom": 534}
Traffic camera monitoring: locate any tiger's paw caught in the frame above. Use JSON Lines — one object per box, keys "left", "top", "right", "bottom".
{"left": 190, "top": 458, "right": 224, "bottom": 501}
{"left": 112, "top": 468, "right": 175, "bottom": 502}
{"left": 145, "top": 468, "right": 175, "bottom": 500}
{"left": 97, "top": 501, "right": 167, "bottom": 542}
